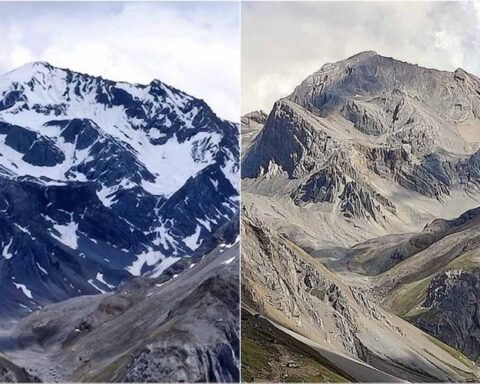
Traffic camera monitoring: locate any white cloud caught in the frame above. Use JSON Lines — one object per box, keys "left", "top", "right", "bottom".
{"left": 242, "top": 1, "right": 480, "bottom": 115}
{"left": 0, "top": 2, "right": 239, "bottom": 121}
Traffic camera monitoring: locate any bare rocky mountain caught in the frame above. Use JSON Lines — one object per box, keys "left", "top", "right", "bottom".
{"left": 241, "top": 51, "right": 480, "bottom": 381}
{"left": 243, "top": 51, "right": 480, "bottom": 241}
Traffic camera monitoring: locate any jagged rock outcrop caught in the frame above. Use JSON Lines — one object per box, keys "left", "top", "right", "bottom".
{"left": 0, "top": 355, "right": 39, "bottom": 383}
{"left": 126, "top": 342, "right": 238, "bottom": 382}
{"left": 411, "top": 270, "right": 480, "bottom": 362}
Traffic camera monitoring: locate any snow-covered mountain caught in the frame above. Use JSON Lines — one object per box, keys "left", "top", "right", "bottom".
{"left": 0, "top": 61, "right": 239, "bottom": 319}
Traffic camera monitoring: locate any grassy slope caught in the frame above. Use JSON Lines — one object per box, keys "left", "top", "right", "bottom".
{"left": 241, "top": 309, "right": 354, "bottom": 383}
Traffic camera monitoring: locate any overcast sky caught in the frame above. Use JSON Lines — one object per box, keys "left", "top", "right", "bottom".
{"left": 0, "top": 2, "right": 239, "bottom": 121}
{"left": 242, "top": 1, "right": 480, "bottom": 115}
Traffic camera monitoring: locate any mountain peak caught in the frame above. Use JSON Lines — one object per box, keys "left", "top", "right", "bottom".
{"left": 348, "top": 50, "right": 379, "bottom": 60}
{"left": 13, "top": 60, "right": 55, "bottom": 74}
{"left": 29, "top": 60, "right": 54, "bottom": 68}
{"left": 1, "top": 61, "right": 58, "bottom": 86}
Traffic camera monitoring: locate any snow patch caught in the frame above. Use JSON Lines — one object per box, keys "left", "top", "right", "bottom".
{"left": 14, "top": 283, "right": 33, "bottom": 299}
{"left": 150, "top": 256, "right": 180, "bottom": 278}
{"left": 88, "top": 279, "right": 106, "bottom": 293}
{"left": 184, "top": 225, "right": 202, "bottom": 250}
{"left": 36, "top": 263, "right": 48, "bottom": 275}
{"left": 2, "top": 238, "right": 13, "bottom": 259}
{"left": 51, "top": 221, "right": 79, "bottom": 249}
{"left": 96, "top": 273, "right": 115, "bottom": 289}
{"left": 222, "top": 256, "right": 236, "bottom": 265}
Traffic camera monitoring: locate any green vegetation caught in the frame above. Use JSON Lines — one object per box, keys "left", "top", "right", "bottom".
{"left": 241, "top": 309, "right": 352, "bottom": 383}
{"left": 424, "top": 334, "right": 477, "bottom": 371}
{"left": 77, "top": 353, "right": 128, "bottom": 382}
{"left": 448, "top": 250, "right": 480, "bottom": 272}
{"left": 310, "top": 287, "right": 326, "bottom": 301}
{"left": 390, "top": 277, "right": 431, "bottom": 317}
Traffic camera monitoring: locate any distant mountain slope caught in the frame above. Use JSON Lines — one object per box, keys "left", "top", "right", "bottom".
{"left": 241, "top": 110, "right": 267, "bottom": 151}
{"left": 0, "top": 62, "right": 239, "bottom": 319}
{"left": 0, "top": 238, "right": 239, "bottom": 382}
{"left": 342, "top": 206, "right": 480, "bottom": 362}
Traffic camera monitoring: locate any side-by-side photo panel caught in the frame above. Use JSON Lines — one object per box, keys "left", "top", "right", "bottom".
{"left": 241, "top": 1, "right": 480, "bottom": 382}
{"left": 0, "top": 2, "right": 239, "bottom": 382}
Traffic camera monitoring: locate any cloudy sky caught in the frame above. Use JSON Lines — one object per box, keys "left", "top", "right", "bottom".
{"left": 242, "top": 1, "right": 480, "bottom": 114}
{"left": 0, "top": 2, "right": 239, "bottom": 121}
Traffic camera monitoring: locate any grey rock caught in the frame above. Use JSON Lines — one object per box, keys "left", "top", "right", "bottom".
{"left": 412, "top": 270, "right": 480, "bottom": 362}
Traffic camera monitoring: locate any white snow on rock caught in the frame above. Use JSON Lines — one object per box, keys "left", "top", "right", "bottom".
{"left": 96, "top": 185, "right": 117, "bottom": 208}
{"left": 140, "top": 132, "right": 221, "bottom": 197}
{"left": 0, "top": 62, "right": 239, "bottom": 285}
{"left": 36, "top": 263, "right": 48, "bottom": 275}
{"left": 150, "top": 256, "right": 181, "bottom": 278}
{"left": 0, "top": 64, "right": 231, "bottom": 200}
{"left": 222, "top": 256, "right": 236, "bottom": 265}
{"left": 184, "top": 225, "right": 202, "bottom": 250}
{"left": 2, "top": 238, "right": 13, "bottom": 259}
{"left": 88, "top": 279, "right": 106, "bottom": 293}
{"left": 51, "top": 221, "right": 79, "bottom": 249}
{"left": 127, "top": 248, "right": 181, "bottom": 278}
{"left": 96, "top": 273, "right": 115, "bottom": 289}
{"left": 14, "top": 283, "right": 33, "bottom": 299}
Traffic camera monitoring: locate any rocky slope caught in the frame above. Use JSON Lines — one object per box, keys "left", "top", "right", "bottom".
{"left": 0, "top": 238, "right": 239, "bottom": 382}
{"left": 0, "top": 354, "right": 39, "bottom": 383}
{"left": 241, "top": 214, "right": 478, "bottom": 382}
{"left": 0, "top": 62, "right": 239, "bottom": 320}
{"left": 342, "top": 207, "right": 480, "bottom": 363}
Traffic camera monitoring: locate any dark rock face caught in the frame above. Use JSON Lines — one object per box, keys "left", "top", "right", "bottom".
{"left": 242, "top": 101, "right": 333, "bottom": 179}
{"left": 125, "top": 342, "right": 238, "bottom": 383}
{"left": 0, "top": 355, "right": 40, "bottom": 383}
{"left": 292, "top": 165, "right": 345, "bottom": 204}
{"left": 412, "top": 270, "right": 480, "bottom": 362}
{"left": 0, "top": 62, "right": 239, "bottom": 320}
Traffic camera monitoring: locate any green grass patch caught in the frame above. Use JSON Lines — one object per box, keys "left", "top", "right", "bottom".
{"left": 241, "top": 309, "right": 352, "bottom": 383}
{"left": 390, "top": 277, "right": 431, "bottom": 316}
{"left": 424, "top": 334, "right": 477, "bottom": 371}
